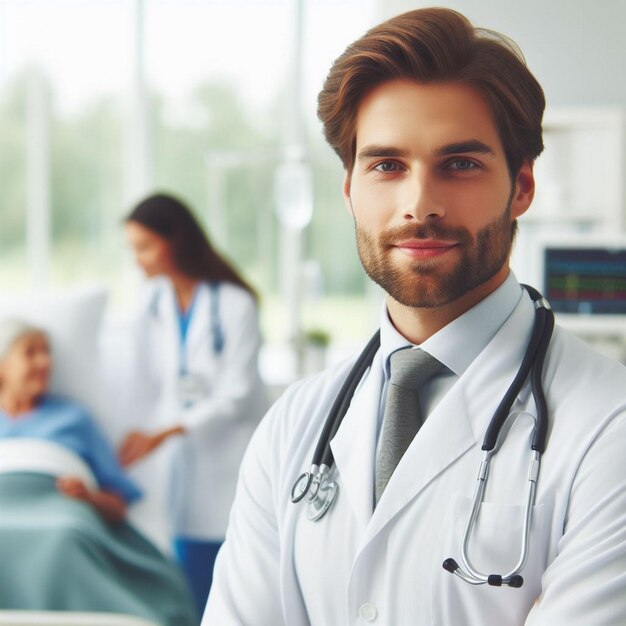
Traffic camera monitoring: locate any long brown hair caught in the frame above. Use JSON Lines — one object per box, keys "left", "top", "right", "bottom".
{"left": 126, "top": 192, "right": 257, "bottom": 300}
{"left": 317, "top": 7, "right": 545, "bottom": 178}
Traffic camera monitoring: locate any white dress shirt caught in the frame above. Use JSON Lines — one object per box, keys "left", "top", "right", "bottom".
{"left": 377, "top": 271, "right": 524, "bottom": 438}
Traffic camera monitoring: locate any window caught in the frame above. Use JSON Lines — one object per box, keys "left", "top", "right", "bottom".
{"left": 0, "top": 0, "right": 376, "bottom": 362}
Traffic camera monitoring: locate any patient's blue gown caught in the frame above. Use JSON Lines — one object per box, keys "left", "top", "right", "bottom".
{"left": 0, "top": 394, "right": 198, "bottom": 625}
{"left": 0, "top": 393, "right": 141, "bottom": 503}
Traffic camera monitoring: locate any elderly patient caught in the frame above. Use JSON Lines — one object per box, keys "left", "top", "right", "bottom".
{"left": 0, "top": 317, "right": 197, "bottom": 626}
{"left": 0, "top": 318, "right": 141, "bottom": 522}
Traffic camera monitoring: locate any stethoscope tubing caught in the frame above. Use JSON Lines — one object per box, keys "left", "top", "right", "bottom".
{"left": 290, "top": 331, "right": 380, "bottom": 505}
{"left": 317, "top": 331, "right": 381, "bottom": 470}
{"left": 481, "top": 285, "right": 550, "bottom": 452}
{"left": 448, "top": 286, "right": 553, "bottom": 588}
{"left": 291, "top": 284, "right": 555, "bottom": 590}
{"left": 530, "top": 303, "right": 554, "bottom": 452}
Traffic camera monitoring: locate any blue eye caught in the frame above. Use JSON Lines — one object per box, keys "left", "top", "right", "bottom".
{"left": 447, "top": 159, "right": 477, "bottom": 171}
{"left": 374, "top": 161, "right": 402, "bottom": 173}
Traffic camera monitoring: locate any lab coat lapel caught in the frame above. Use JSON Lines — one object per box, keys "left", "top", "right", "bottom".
{"left": 184, "top": 283, "right": 209, "bottom": 363}
{"left": 364, "top": 376, "right": 477, "bottom": 542}
{"left": 363, "top": 292, "right": 536, "bottom": 544}
{"left": 330, "top": 351, "right": 384, "bottom": 533}
{"left": 158, "top": 280, "right": 182, "bottom": 379}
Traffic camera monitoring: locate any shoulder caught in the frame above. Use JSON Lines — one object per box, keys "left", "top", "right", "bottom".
{"left": 256, "top": 357, "right": 358, "bottom": 453}
{"left": 148, "top": 276, "right": 171, "bottom": 307}
{"left": 547, "top": 325, "right": 626, "bottom": 397}
{"left": 215, "top": 282, "right": 256, "bottom": 310}
{"left": 281, "top": 357, "right": 357, "bottom": 411}
{"left": 42, "top": 393, "right": 85, "bottom": 413}
{"left": 210, "top": 282, "right": 258, "bottom": 329}
{"left": 542, "top": 325, "right": 626, "bottom": 445}
{"left": 41, "top": 394, "right": 94, "bottom": 425}
{"left": 241, "top": 355, "right": 364, "bottom": 509}
{"left": 133, "top": 276, "right": 172, "bottom": 318}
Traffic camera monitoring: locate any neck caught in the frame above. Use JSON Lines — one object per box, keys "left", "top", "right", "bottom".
{"left": 169, "top": 273, "right": 199, "bottom": 312}
{"left": 0, "top": 390, "right": 39, "bottom": 417}
{"left": 387, "top": 267, "right": 509, "bottom": 345}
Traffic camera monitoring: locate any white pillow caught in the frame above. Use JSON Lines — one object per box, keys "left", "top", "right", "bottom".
{"left": 0, "top": 285, "right": 108, "bottom": 411}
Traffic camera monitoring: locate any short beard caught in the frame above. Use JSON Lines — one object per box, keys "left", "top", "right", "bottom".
{"left": 355, "top": 202, "right": 515, "bottom": 308}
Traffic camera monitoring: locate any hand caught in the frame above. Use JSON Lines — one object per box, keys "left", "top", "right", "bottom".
{"left": 118, "top": 430, "right": 161, "bottom": 467}
{"left": 57, "top": 476, "right": 91, "bottom": 501}
{"left": 58, "top": 476, "right": 127, "bottom": 524}
{"left": 118, "top": 425, "right": 185, "bottom": 467}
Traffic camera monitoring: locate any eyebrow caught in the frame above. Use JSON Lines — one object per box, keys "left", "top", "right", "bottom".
{"left": 356, "top": 145, "right": 410, "bottom": 161}
{"left": 434, "top": 140, "right": 495, "bottom": 158}
{"left": 356, "top": 140, "right": 496, "bottom": 161}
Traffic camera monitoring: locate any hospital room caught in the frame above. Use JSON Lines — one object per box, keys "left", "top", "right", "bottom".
{"left": 0, "top": 1, "right": 625, "bottom": 625}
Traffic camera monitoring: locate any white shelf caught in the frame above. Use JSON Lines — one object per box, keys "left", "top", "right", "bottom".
{"left": 556, "top": 314, "right": 626, "bottom": 338}
{"left": 530, "top": 106, "right": 625, "bottom": 232}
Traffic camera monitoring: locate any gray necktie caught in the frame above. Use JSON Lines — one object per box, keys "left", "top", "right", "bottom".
{"left": 375, "top": 347, "right": 445, "bottom": 505}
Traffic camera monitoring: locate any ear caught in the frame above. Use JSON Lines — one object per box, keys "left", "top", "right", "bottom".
{"left": 342, "top": 171, "right": 354, "bottom": 217}
{"left": 510, "top": 160, "right": 535, "bottom": 220}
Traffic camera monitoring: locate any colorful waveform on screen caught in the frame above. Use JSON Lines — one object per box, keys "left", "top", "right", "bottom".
{"left": 544, "top": 248, "right": 626, "bottom": 314}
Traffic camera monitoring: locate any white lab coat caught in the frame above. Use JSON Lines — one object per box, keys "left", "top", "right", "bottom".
{"left": 133, "top": 277, "right": 268, "bottom": 540}
{"left": 204, "top": 290, "right": 626, "bottom": 625}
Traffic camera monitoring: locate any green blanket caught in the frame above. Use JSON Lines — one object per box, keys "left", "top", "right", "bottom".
{"left": 0, "top": 473, "right": 197, "bottom": 626}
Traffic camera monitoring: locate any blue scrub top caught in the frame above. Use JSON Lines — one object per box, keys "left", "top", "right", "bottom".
{"left": 0, "top": 394, "right": 142, "bottom": 504}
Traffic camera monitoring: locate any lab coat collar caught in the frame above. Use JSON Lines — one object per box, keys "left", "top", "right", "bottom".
{"left": 184, "top": 283, "right": 210, "bottom": 362}
{"left": 150, "top": 278, "right": 180, "bottom": 375}
{"left": 331, "top": 287, "right": 536, "bottom": 546}
{"left": 153, "top": 278, "right": 210, "bottom": 367}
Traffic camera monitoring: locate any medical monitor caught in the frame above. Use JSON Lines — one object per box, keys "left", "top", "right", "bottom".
{"left": 537, "top": 235, "right": 626, "bottom": 334}
{"left": 541, "top": 241, "right": 626, "bottom": 315}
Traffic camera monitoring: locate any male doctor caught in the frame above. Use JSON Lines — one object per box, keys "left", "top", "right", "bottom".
{"left": 204, "top": 8, "right": 626, "bottom": 625}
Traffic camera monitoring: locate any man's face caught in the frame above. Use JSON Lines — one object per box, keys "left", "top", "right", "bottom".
{"left": 344, "top": 79, "right": 534, "bottom": 310}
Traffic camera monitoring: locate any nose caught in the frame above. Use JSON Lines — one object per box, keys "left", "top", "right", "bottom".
{"left": 400, "top": 169, "right": 445, "bottom": 222}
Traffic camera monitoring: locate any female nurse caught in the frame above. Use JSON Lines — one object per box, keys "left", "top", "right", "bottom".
{"left": 120, "top": 192, "right": 268, "bottom": 615}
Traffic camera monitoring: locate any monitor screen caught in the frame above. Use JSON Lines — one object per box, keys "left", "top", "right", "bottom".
{"left": 544, "top": 247, "right": 626, "bottom": 314}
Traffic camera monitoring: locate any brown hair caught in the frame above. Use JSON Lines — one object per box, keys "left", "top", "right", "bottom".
{"left": 126, "top": 192, "right": 257, "bottom": 300}
{"left": 318, "top": 8, "right": 545, "bottom": 177}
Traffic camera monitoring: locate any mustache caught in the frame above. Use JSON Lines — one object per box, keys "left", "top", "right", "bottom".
{"left": 377, "top": 223, "right": 472, "bottom": 246}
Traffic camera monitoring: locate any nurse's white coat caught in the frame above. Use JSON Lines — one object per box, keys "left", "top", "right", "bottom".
{"left": 204, "top": 290, "right": 626, "bottom": 625}
{"left": 134, "top": 278, "right": 268, "bottom": 540}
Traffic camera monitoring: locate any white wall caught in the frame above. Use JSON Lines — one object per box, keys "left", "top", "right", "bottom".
{"left": 375, "top": 1, "right": 626, "bottom": 356}
{"left": 378, "top": 0, "right": 626, "bottom": 108}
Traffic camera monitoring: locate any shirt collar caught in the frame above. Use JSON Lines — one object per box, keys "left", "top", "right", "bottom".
{"left": 380, "top": 271, "right": 523, "bottom": 379}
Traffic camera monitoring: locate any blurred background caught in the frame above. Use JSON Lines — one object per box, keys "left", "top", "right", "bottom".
{"left": 1, "top": 0, "right": 626, "bottom": 390}
{"left": 1, "top": 3, "right": 626, "bottom": 618}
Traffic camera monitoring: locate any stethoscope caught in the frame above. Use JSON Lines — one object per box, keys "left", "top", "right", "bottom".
{"left": 149, "top": 281, "right": 225, "bottom": 356}
{"left": 290, "top": 284, "right": 554, "bottom": 589}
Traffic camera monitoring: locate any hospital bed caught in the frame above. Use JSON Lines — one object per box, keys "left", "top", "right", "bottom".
{"left": 0, "top": 611, "right": 159, "bottom": 626}
{"left": 0, "top": 440, "right": 197, "bottom": 626}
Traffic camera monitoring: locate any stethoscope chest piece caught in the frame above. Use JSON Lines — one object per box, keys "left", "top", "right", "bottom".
{"left": 290, "top": 284, "right": 555, "bottom": 590}
{"left": 306, "top": 479, "right": 339, "bottom": 521}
